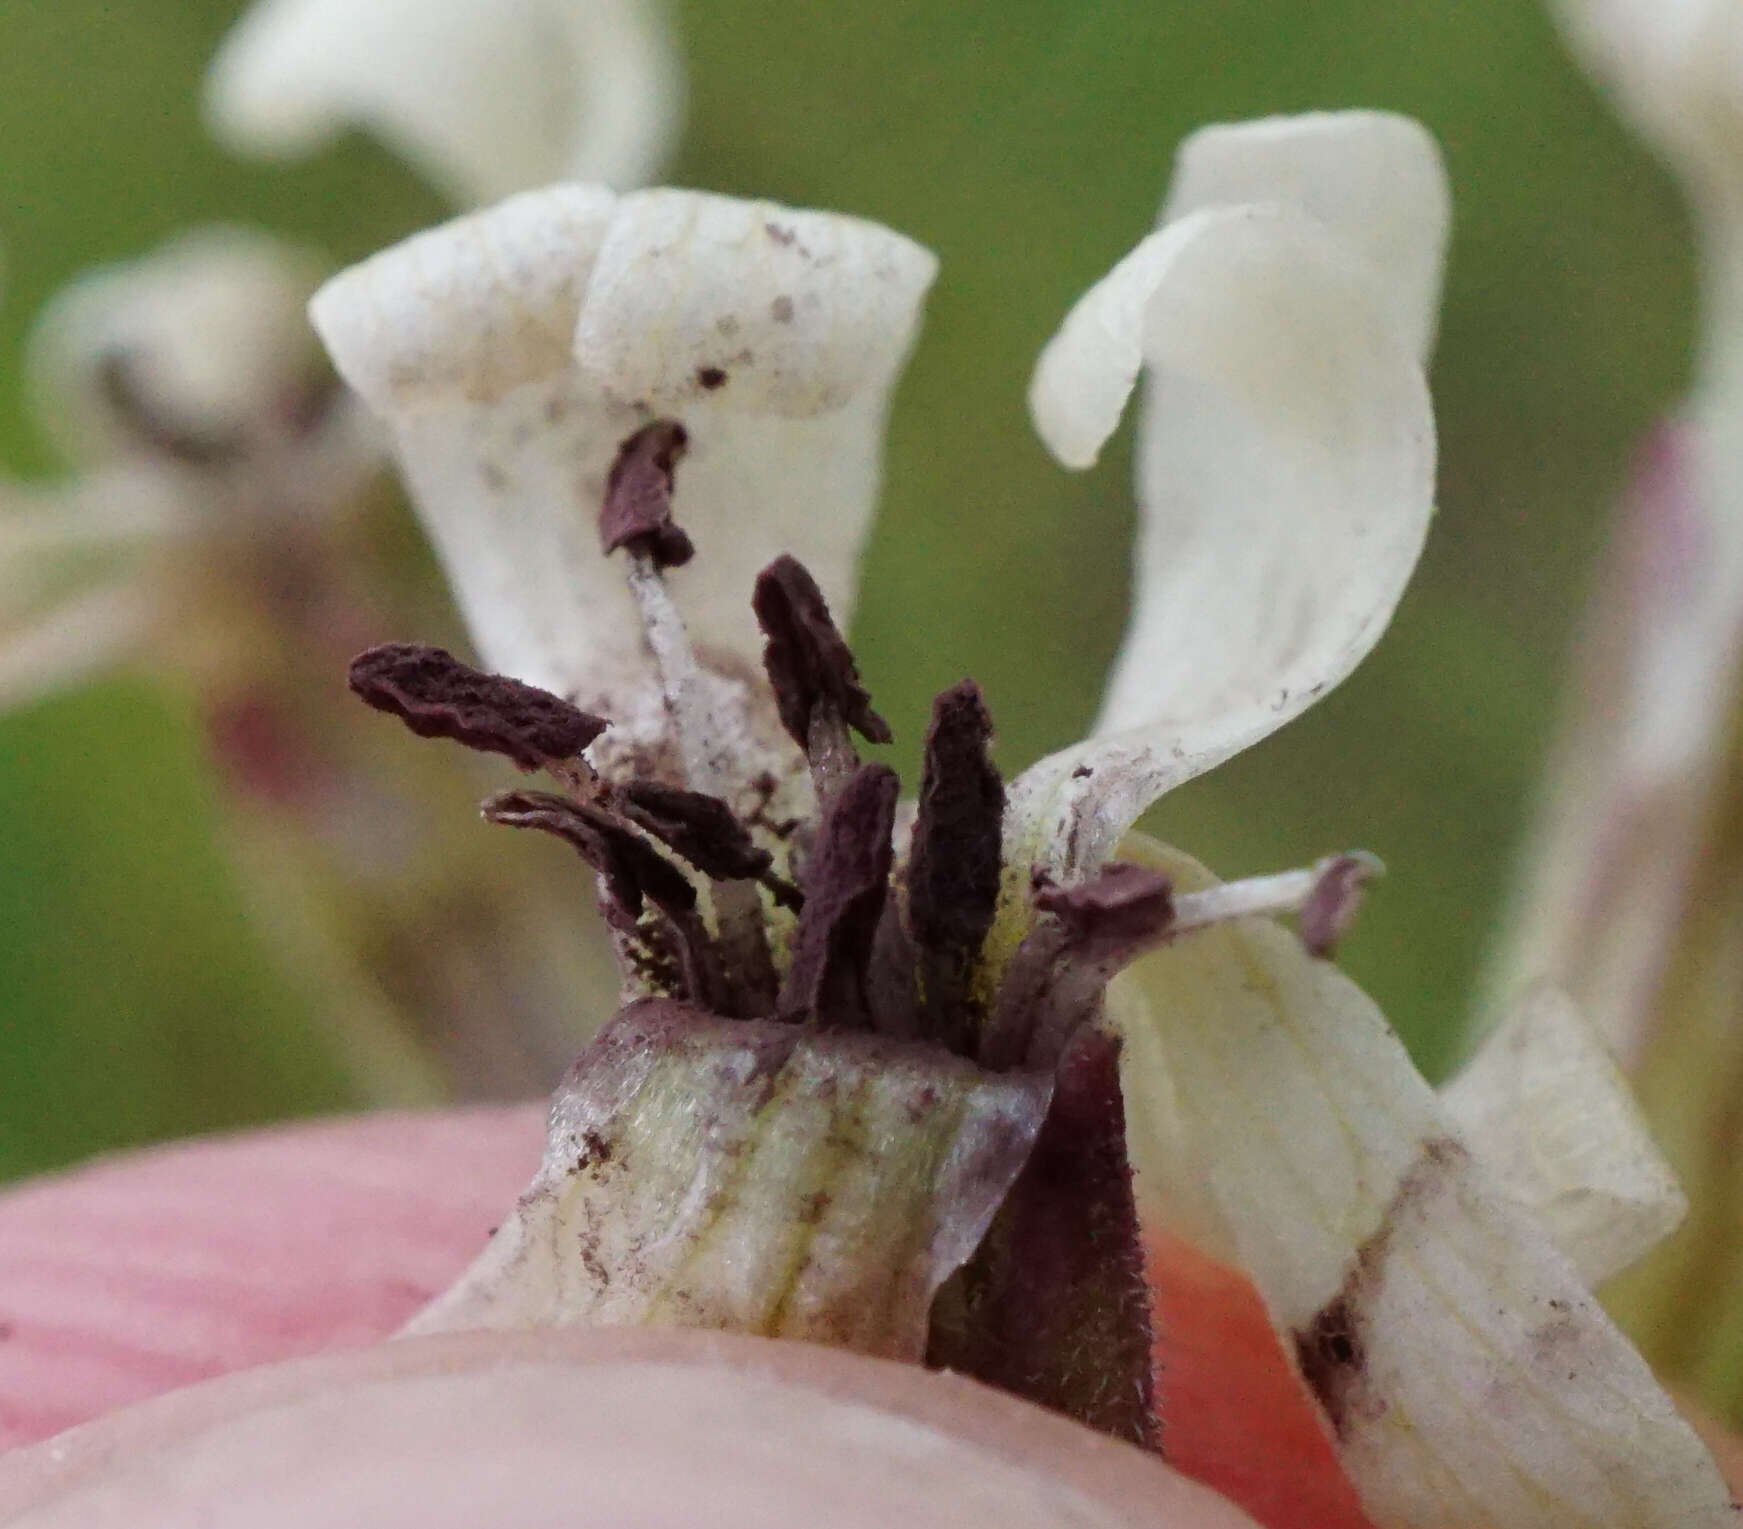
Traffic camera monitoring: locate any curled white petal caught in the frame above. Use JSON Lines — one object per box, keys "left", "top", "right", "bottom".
{"left": 1115, "top": 841, "right": 1734, "bottom": 1529}
{"left": 205, "top": 0, "right": 684, "bottom": 204}
{"left": 1441, "top": 985, "right": 1685, "bottom": 1287}
{"left": 312, "top": 185, "right": 936, "bottom": 727}
{"left": 1163, "top": 111, "right": 1450, "bottom": 363}
{"left": 1014, "top": 202, "right": 1435, "bottom": 877}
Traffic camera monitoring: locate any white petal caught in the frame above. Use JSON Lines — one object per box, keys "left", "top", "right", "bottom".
{"left": 1163, "top": 111, "right": 1450, "bottom": 364}
{"left": 205, "top": 0, "right": 683, "bottom": 204}
{"left": 311, "top": 185, "right": 936, "bottom": 726}
{"left": 1115, "top": 840, "right": 1733, "bottom": 1529}
{"left": 1441, "top": 985, "right": 1686, "bottom": 1288}
{"left": 1013, "top": 202, "right": 1435, "bottom": 878}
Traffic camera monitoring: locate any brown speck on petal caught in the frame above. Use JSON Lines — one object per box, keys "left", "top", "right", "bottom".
{"left": 909, "top": 680, "right": 1005, "bottom": 1054}
{"left": 599, "top": 419, "right": 694, "bottom": 570}
{"left": 696, "top": 366, "right": 728, "bottom": 391}
{"left": 753, "top": 555, "right": 892, "bottom": 751}
{"left": 780, "top": 763, "right": 900, "bottom": 1026}
{"left": 348, "top": 643, "right": 607, "bottom": 771}
{"left": 1291, "top": 1135, "right": 1465, "bottom": 1439}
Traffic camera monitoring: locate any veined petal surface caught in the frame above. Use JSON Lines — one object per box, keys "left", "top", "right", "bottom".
{"left": 206, "top": 0, "right": 683, "bottom": 204}
{"left": 1014, "top": 197, "right": 1435, "bottom": 879}
{"left": 1114, "top": 840, "right": 1734, "bottom": 1529}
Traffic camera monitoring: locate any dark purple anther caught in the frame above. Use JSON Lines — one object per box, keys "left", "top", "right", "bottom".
{"left": 599, "top": 420, "right": 694, "bottom": 569}
{"left": 348, "top": 643, "right": 607, "bottom": 770}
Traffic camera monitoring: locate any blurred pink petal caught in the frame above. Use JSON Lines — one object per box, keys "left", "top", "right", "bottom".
{"left": 0, "top": 1105, "right": 542, "bottom": 1447}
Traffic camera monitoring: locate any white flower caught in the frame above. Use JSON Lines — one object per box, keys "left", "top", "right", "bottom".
{"left": 205, "top": 0, "right": 684, "bottom": 206}
{"left": 313, "top": 112, "right": 1732, "bottom": 1528}
{"left": 1, "top": 228, "right": 378, "bottom": 706}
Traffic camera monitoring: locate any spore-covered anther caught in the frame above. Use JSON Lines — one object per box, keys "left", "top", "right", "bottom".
{"left": 780, "top": 763, "right": 900, "bottom": 1026}
{"left": 599, "top": 419, "right": 693, "bottom": 569}
{"left": 348, "top": 643, "right": 608, "bottom": 770}
{"left": 753, "top": 554, "right": 892, "bottom": 760}
{"left": 908, "top": 680, "right": 1005, "bottom": 1053}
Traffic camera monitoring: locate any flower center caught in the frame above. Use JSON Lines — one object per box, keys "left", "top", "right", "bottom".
{"left": 344, "top": 419, "right": 1377, "bottom": 1452}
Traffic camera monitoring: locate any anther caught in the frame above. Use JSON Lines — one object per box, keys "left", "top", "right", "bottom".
{"left": 981, "top": 863, "right": 1173, "bottom": 1071}
{"left": 908, "top": 680, "right": 1005, "bottom": 1055}
{"left": 484, "top": 788, "right": 727, "bottom": 1010}
{"left": 753, "top": 555, "right": 891, "bottom": 808}
{"left": 778, "top": 763, "right": 900, "bottom": 1027}
{"left": 616, "top": 778, "right": 802, "bottom": 909}
{"left": 1170, "top": 852, "right": 1383, "bottom": 948}
{"left": 599, "top": 420, "right": 693, "bottom": 568}
{"left": 615, "top": 777, "right": 794, "bottom": 1016}
{"left": 599, "top": 421, "right": 737, "bottom": 801}
{"left": 349, "top": 642, "right": 607, "bottom": 773}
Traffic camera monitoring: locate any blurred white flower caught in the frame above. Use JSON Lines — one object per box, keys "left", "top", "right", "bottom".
{"left": 312, "top": 111, "right": 1733, "bottom": 1527}
{"left": 205, "top": 0, "right": 684, "bottom": 206}
{"left": 1490, "top": 0, "right": 1743, "bottom": 1063}
{"left": 1, "top": 227, "right": 378, "bottom": 707}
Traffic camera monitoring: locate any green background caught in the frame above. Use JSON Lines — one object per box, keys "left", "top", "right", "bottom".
{"left": 0, "top": 0, "right": 1692, "bottom": 1179}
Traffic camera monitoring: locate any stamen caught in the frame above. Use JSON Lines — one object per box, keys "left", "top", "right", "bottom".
{"left": 615, "top": 777, "right": 795, "bottom": 1016}
{"left": 753, "top": 555, "right": 891, "bottom": 808}
{"left": 484, "top": 788, "right": 726, "bottom": 1010}
{"left": 616, "top": 778, "right": 800, "bottom": 907}
{"left": 348, "top": 642, "right": 607, "bottom": 772}
{"left": 981, "top": 863, "right": 1173, "bottom": 1071}
{"left": 779, "top": 763, "right": 900, "bottom": 1027}
{"left": 982, "top": 853, "right": 1380, "bottom": 1071}
{"left": 1171, "top": 851, "right": 1383, "bottom": 945}
{"left": 599, "top": 422, "right": 738, "bottom": 800}
{"left": 908, "top": 680, "right": 1005, "bottom": 1055}
{"left": 1296, "top": 852, "right": 1381, "bottom": 958}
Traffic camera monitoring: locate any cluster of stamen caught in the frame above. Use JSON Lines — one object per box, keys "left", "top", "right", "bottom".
{"left": 348, "top": 417, "right": 1378, "bottom": 1081}
{"left": 347, "top": 418, "right": 1381, "bottom": 1453}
